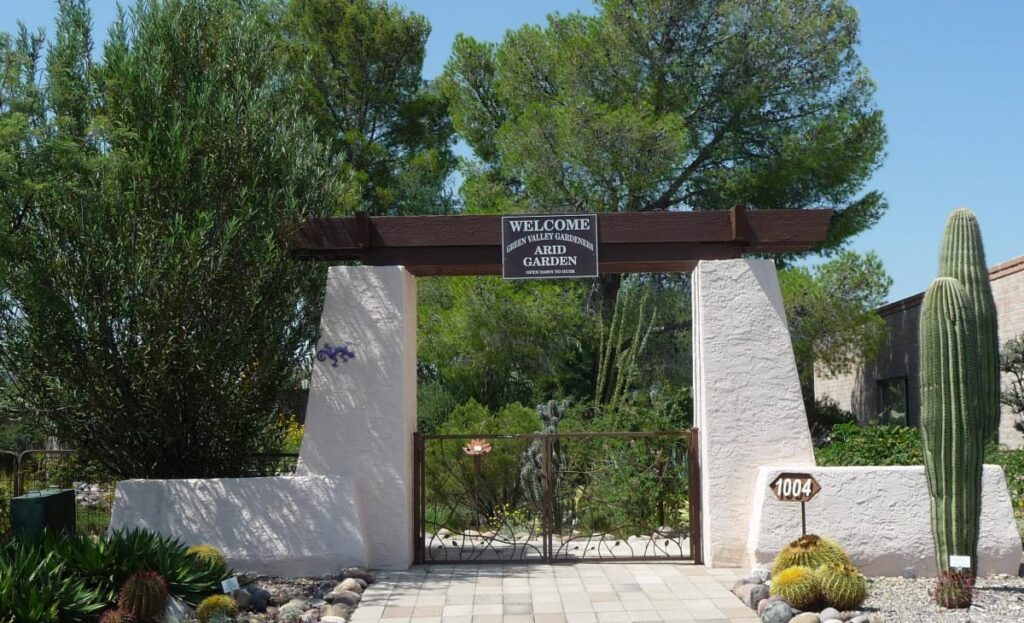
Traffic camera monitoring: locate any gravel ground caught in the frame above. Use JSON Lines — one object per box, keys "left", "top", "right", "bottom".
{"left": 863, "top": 576, "right": 1024, "bottom": 623}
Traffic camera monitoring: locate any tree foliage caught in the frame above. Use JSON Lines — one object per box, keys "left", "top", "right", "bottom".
{"left": 275, "top": 0, "right": 456, "bottom": 215}
{"left": 0, "top": 0, "right": 351, "bottom": 477}
{"left": 440, "top": 0, "right": 886, "bottom": 256}
{"left": 1000, "top": 333, "right": 1024, "bottom": 434}
{"left": 780, "top": 251, "right": 892, "bottom": 392}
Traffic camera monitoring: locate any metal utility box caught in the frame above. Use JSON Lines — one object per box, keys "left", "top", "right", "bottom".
{"left": 11, "top": 488, "right": 76, "bottom": 539}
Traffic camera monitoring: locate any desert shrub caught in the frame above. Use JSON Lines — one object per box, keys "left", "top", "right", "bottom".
{"left": 805, "top": 397, "right": 857, "bottom": 443}
{"left": 815, "top": 422, "right": 923, "bottom": 466}
{"left": 280, "top": 417, "right": 305, "bottom": 454}
{"left": 986, "top": 447, "right": 1024, "bottom": 522}
{"left": 424, "top": 400, "right": 542, "bottom": 531}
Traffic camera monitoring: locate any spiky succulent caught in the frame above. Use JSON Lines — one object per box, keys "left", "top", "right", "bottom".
{"left": 814, "top": 561, "right": 868, "bottom": 610}
{"left": 118, "top": 571, "right": 169, "bottom": 623}
{"left": 196, "top": 594, "right": 239, "bottom": 623}
{"left": 99, "top": 610, "right": 136, "bottom": 623}
{"left": 771, "top": 534, "right": 852, "bottom": 577}
{"left": 186, "top": 544, "right": 228, "bottom": 572}
{"left": 769, "top": 565, "right": 819, "bottom": 610}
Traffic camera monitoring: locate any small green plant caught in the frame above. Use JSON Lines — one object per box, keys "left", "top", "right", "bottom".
{"left": 118, "top": 571, "right": 168, "bottom": 623}
{"left": 814, "top": 561, "right": 868, "bottom": 610}
{"left": 771, "top": 534, "right": 851, "bottom": 576}
{"left": 186, "top": 545, "right": 228, "bottom": 573}
{"left": 933, "top": 570, "right": 974, "bottom": 609}
{"left": 769, "top": 565, "right": 819, "bottom": 610}
{"left": 195, "top": 594, "right": 238, "bottom": 623}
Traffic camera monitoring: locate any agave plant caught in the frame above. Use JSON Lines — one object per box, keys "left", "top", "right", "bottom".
{"left": 0, "top": 537, "right": 105, "bottom": 623}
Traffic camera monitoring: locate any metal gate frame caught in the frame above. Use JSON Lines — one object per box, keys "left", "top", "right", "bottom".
{"left": 413, "top": 429, "right": 702, "bottom": 565}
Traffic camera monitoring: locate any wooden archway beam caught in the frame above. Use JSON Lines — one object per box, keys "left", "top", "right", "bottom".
{"left": 287, "top": 206, "right": 832, "bottom": 276}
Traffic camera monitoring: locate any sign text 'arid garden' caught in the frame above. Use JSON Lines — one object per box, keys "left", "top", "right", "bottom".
{"left": 502, "top": 214, "right": 599, "bottom": 279}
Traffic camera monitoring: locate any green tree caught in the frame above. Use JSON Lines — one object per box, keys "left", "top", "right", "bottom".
{"left": 417, "top": 277, "right": 595, "bottom": 416}
{"left": 0, "top": 0, "right": 352, "bottom": 477}
{"left": 780, "top": 251, "right": 892, "bottom": 396}
{"left": 440, "top": 0, "right": 886, "bottom": 255}
{"left": 275, "top": 0, "right": 456, "bottom": 215}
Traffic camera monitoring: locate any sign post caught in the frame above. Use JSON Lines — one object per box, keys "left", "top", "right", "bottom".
{"left": 501, "top": 214, "right": 598, "bottom": 280}
{"left": 769, "top": 472, "right": 821, "bottom": 536}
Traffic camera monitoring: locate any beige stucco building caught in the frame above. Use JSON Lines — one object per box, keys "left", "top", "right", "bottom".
{"left": 815, "top": 255, "right": 1024, "bottom": 449}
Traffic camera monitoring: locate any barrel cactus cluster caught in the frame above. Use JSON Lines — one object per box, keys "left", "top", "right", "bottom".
{"left": 919, "top": 208, "right": 998, "bottom": 599}
{"left": 768, "top": 534, "right": 868, "bottom": 611}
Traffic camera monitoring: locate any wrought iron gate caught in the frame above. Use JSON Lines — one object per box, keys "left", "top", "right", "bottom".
{"left": 413, "top": 429, "right": 702, "bottom": 564}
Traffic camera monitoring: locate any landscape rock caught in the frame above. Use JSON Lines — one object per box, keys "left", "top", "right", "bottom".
{"left": 244, "top": 586, "right": 271, "bottom": 612}
{"left": 232, "top": 588, "right": 252, "bottom": 610}
{"left": 761, "top": 600, "right": 797, "bottom": 623}
{"left": 277, "top": 604, "right": 304, "bottom": 623}
{"left": 300, "top": 609, "right": 319, "bottom": 623}
{"left": 322, "top": 604, "right": 352, "bottom": 618}
{"left": 758, "top": 597, "right": 786, "bottom": 616}
{"left": 823, "top": 620, "right": 843, "bottom": 623}
{"left": 749, "top": 567, "right": 771, "bottom": 583}
{"left": 336, "top": 578, "right": 363, "bottom": 594}
{"left": 354, "top": 578, "right": 368, "bottom": 589}
{"left": 164, "top": 596, "right": 192, "bottom": 623}
{"left": 737, "top": 573, "right": 766, "bottom": 586}
{"left": 321, "top": 617, "right": 348, "bottom": 623}
{"left": 818, "top": 608, "right": 841, "bottom": 622}
{"left": 324, "top": 589, "right": 361, "bottom": 607}
{"left": 340, "top": 567, "right": 376, "bottom": 584}
{"left": 733, "top": 583, "right": 769, "bottom": 609}
{"left": 791, "top": 614, "right": 820, "bottom": 623}
{"left": 284, "top": 598, "right": 311, "bottom": 612}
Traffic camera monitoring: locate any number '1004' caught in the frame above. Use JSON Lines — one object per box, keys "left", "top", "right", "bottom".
{"left": 774, "top": 478, "right": 813, "bottom": 499}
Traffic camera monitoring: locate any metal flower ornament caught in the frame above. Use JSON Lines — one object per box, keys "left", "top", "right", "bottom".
{"left": 463, "top": 439, "right": 492, "bottom": 456}
{"left": 316, "top": 342, "right": 356, "bottom": 367}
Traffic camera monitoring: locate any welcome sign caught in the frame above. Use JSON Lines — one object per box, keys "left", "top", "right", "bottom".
{"left": 501, "top": 214, "right": 599, "bottom": 279}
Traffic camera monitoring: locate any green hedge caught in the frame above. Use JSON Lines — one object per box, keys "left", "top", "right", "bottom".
{"left": 815, "top": 423, "right": 924, "bottom": 466}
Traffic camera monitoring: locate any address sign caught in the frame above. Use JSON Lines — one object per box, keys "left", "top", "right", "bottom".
{"left": 769, "top": 473, "right": 821, "bottom": 503}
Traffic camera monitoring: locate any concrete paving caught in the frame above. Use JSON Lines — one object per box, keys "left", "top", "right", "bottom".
{"left": 349, "top": 563, "right": 760, "bottom": 623}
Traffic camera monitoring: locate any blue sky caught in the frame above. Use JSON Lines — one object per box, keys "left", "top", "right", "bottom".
{"left": 3, "top": 0, "right": 1022, "bottom": 302}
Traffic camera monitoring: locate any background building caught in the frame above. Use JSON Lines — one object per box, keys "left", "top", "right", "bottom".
{"left": 815, "top": 255, "right": 1024, "bottom": 448}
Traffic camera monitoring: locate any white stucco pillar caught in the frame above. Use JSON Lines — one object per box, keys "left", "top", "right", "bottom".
{"left": 300, "top": 265, "right": 417, "bottom": 569}
{"left": 692, "top": 259, "right": 816, "bottom": 567}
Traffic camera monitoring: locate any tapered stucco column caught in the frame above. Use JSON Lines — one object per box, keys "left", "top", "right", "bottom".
{"left": 692, "top": 259, "right": 815, "bottom": 567}
{"left": 300, "top": 265, "right": 417, "bottom": 569}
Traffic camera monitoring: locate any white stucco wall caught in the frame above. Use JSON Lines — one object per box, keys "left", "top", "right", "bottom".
{"left": 110, "top": 476, "right": 368, "bottom": 577}
{"left": 298, "top": 265, "right": 417, "bottom": 569}
{"left": 692, "top": 259, "right": 817, "bottom": 567}
{"left": 111, "top": 266, "right": 418, "bottom": 574}
{"left": 747, "top": 465, "right": 1022, "bottom": 576}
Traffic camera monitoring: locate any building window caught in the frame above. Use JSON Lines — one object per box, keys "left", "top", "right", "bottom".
{"left": 877, "top": 377, "right": 909, "bottom": 426}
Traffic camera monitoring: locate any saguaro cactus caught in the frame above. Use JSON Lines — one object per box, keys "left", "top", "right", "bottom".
{"left": 939, "top": 208, "right": 1000, "bottom": 444}
{"left": 919, "top": 277, "right": 984, "bottom": 574}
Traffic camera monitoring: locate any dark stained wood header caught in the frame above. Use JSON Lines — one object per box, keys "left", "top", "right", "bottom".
{"left": 287, "top": 206, "right": 832, "bottom": 276}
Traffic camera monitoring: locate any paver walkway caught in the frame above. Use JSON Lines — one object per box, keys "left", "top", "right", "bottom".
{"left": 349, "top": 563, "right": 759, "bottom": 623}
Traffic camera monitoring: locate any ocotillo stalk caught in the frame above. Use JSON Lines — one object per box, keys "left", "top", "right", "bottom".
{"left": 919, "top": 277, "right": 984, "bottom": 574}
{"left": 939, "top": 208, "right": 1000, "bottom": 444}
